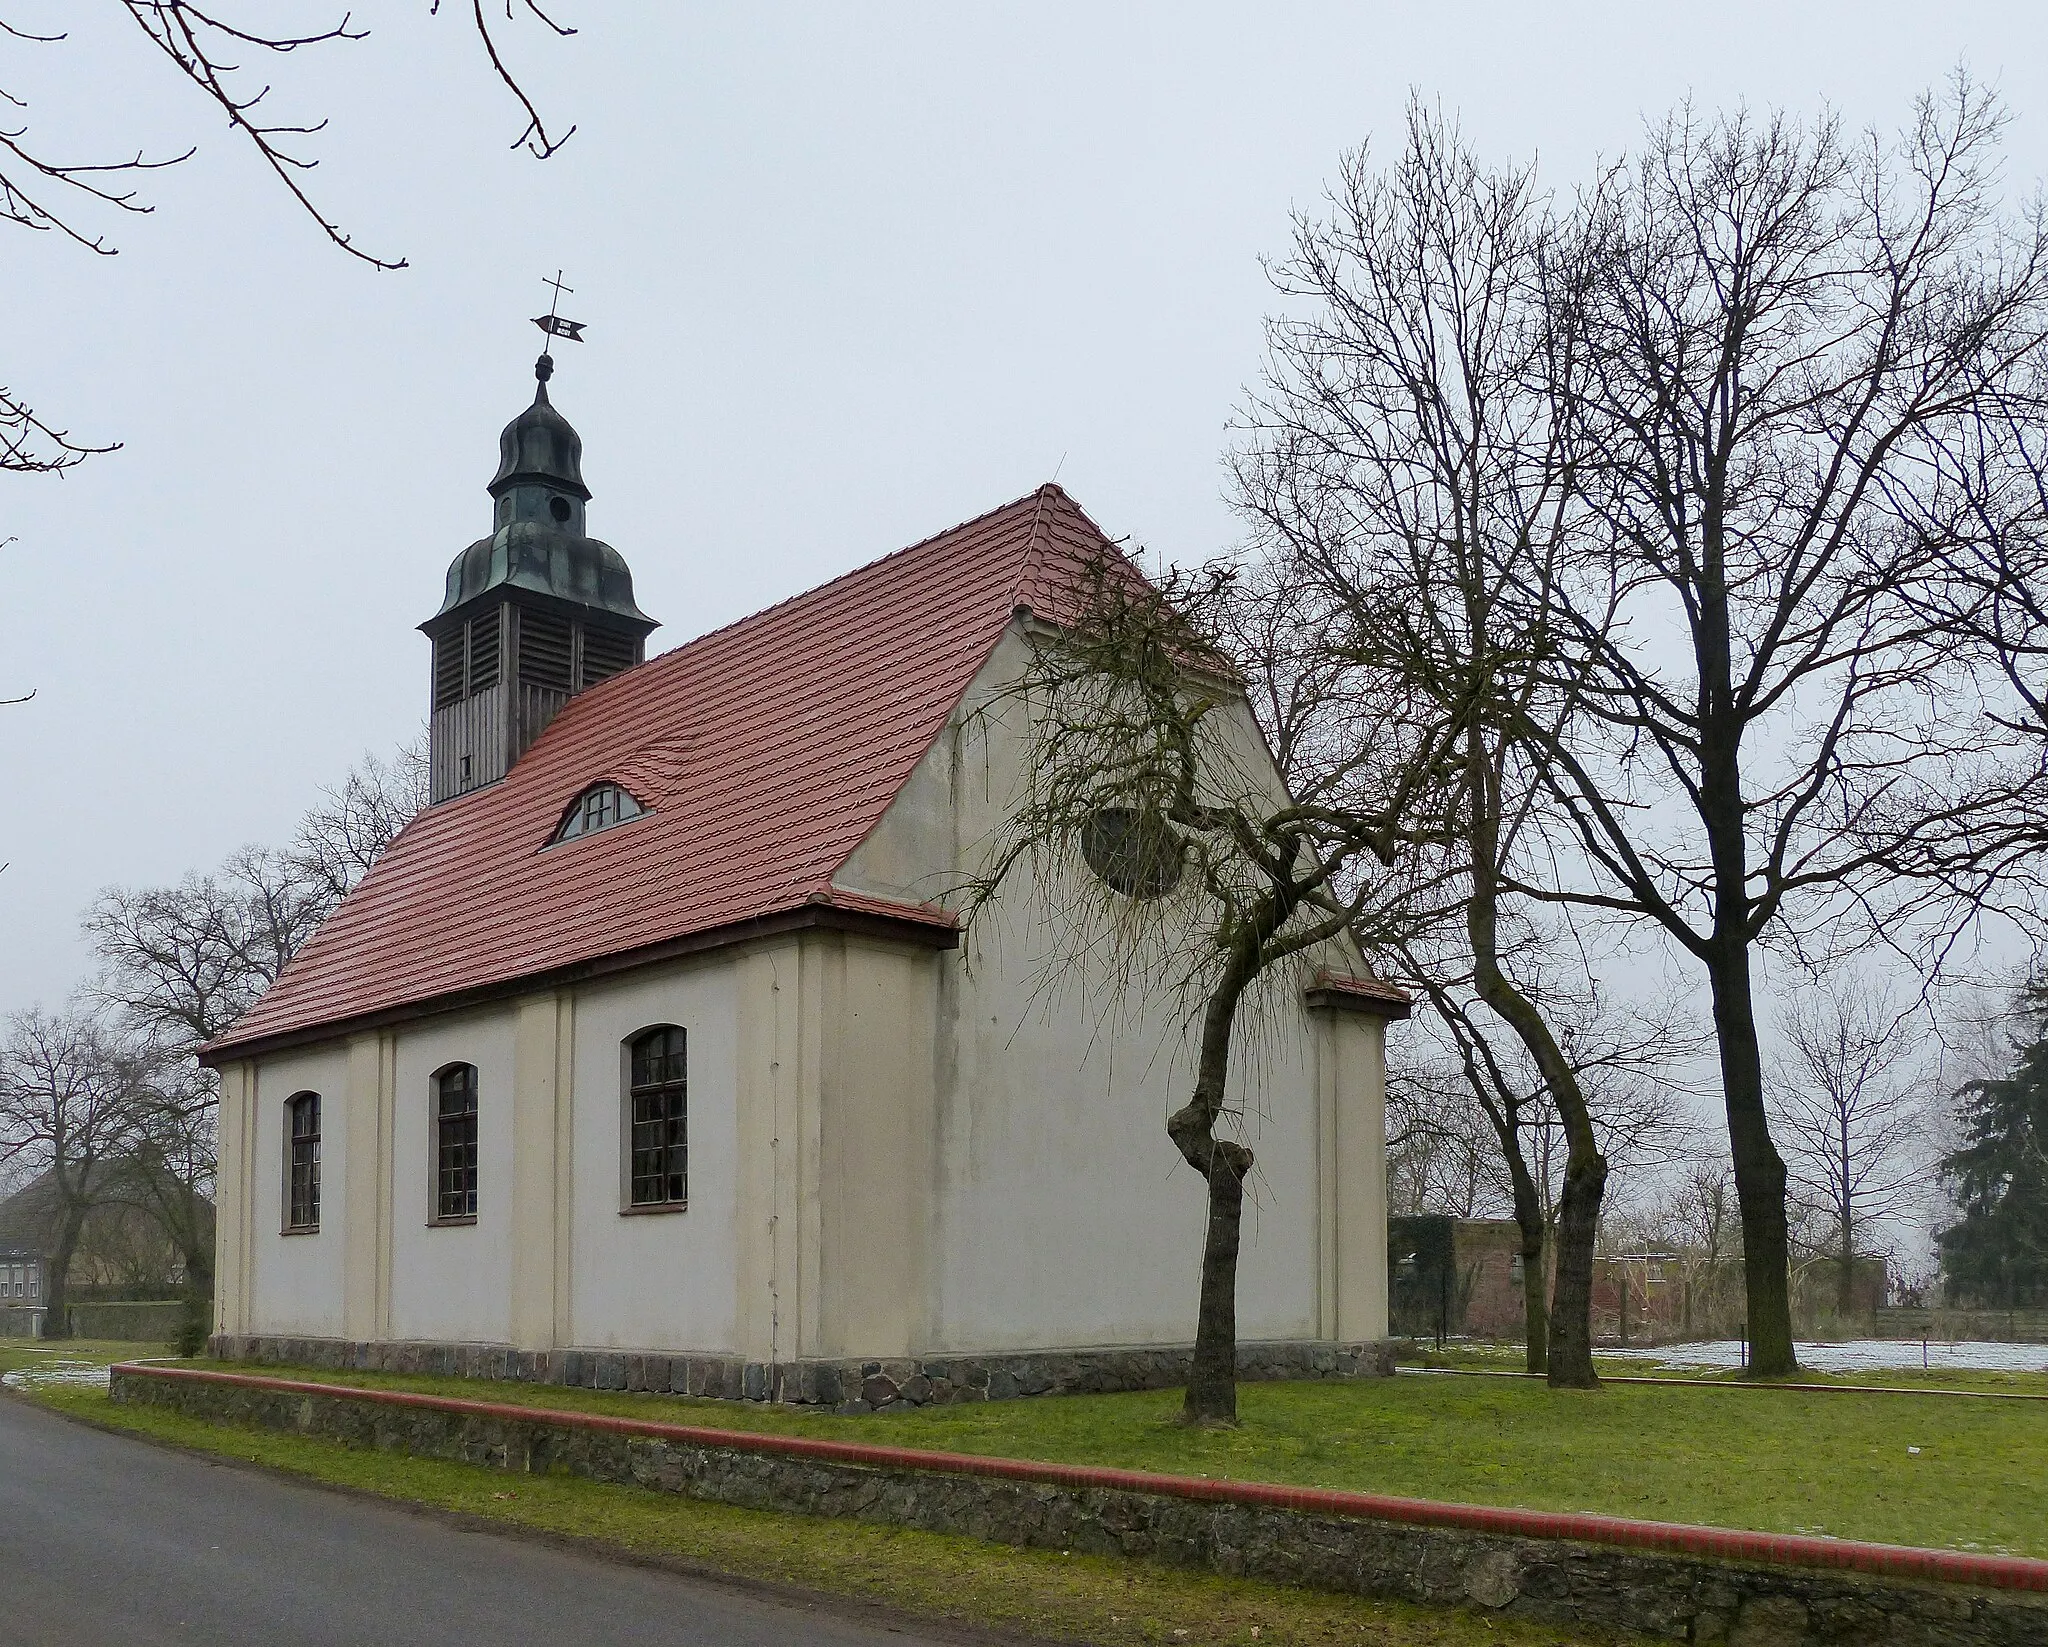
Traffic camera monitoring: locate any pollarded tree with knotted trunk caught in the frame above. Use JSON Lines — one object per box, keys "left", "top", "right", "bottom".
{"left": 964, "top": 552, "right": 1461, "bottom": 1425}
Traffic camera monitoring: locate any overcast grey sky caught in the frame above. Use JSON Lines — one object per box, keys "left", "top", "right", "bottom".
{"left": 4, "top": 1, "right": 2047, "bottom": 1016}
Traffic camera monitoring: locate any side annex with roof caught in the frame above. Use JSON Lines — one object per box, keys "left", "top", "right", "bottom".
{"left": 202, "top": 367, "right": 1404, "bottom": 1403}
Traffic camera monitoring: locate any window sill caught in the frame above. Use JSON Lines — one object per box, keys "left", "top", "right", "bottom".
{"left": 427, "top": 1215, "right": 478, "bottom": 1228}
{"left": 280, "top": 1225, "right": 319, "bottom": 1237}
{"left": 618, "top": 1201, "right": 687, "bottom": 1217}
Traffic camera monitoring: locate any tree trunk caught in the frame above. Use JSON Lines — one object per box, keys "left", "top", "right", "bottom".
{"left": 1463, "top": 729, "right": 1604, "bottom": 1388}
{"left": 175, "top": 1184, "right": 214, "bottom": 1295}
{"left": 1838, "top": 1210, "right": 1856, "bottom": 1320}
{"left": 1484, "top": 1105, "right": 1549, "bottom": 1374}
{"left": 1705, "top": 946, "right": 1798, "bottom": 1375}
{"left": 1549, "top": 1148, "right": 1607, "bottom": 1377}
{"left": 37, "top": 1201, "right": 91, "bottom": 1341}
{"left": 1184, "top": 1136, "right": 1252, "bottom": 1421}
{"left": 1168, "top": 945, "right": 1266, "bottom": 1427}
{"left": 184, "top": 1239, "right": 214, "bottom": 1295}
{"left": 1466, "top": 950, "right": 1605, "bottom": 1392}
{"left": 1518, "top": 1219, "right": 1549, "bottom": 1375}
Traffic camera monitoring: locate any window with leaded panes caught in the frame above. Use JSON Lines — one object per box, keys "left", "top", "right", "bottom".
{"left": 434, "top": 1064, "right": 480, "bottom": 1221}
{"left": 627, "top": 1026, "right": 687, "bottom": 1208}
{"left": 286, "top": 1092, "right": 321, "bottom": 1230}
{"left": 551, "top": 781, "right": 644, "bottom": 845}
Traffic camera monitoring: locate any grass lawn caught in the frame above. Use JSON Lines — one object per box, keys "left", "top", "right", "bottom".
{"left": 0, "top": 1338, "right": 168, "bottom": 1383}
{"left": 1, "top": 1346, "right": 1633, "bottom": 1647}
{"left": 138, "top": 1352, "right": 2048, "bottom": 1559}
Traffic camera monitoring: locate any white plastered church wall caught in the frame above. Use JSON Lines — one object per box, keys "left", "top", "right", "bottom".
{"left": 564, "top": 959, "right": 744, "bottom": 1352}
{"left": 832, "top": 625, "right": 1390, "bottom": 1354}
{"left": 387, "top": 1009, "right": 517, "bottom": 1344}
{"left": 239, "top": 1042, "right": 349, "bottom": 1339}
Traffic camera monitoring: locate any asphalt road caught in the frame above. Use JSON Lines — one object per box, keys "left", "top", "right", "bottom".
{"left": 0, "top": 1392, "right": 960, "bottom": 1647}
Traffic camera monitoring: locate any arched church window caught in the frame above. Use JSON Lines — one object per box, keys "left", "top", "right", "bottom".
{"left": 550, "top": 782, "right": 646, "bottom": 845}
{"left": 284, "top": 1092, "right": 321, "bottom": 1232}
{"left": 626, "top": 1026, "right": 687, "bottom": 1209}
{"left": 433, "top": 1064, "right": 480, "bottom": 1222}
{"left": 1079, "top": 808, "right": 1185, "bottom": 898}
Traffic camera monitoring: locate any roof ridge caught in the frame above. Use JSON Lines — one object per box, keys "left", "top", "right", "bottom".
{"left": 497, "top": 486, "right": 1060, "bottom": 736}
{"left": 1012, "top": 482, "right": 1059, "bottom": 614}
{"left": 652, "top": 486, "right": 1051, "bottom": 661}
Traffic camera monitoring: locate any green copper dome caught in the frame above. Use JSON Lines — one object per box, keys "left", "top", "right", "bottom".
{"left": 491, "top": 356, "right": 590, "bottom": 501}
{"left": 428, "top": 356, "right": 654, "bottom": 628}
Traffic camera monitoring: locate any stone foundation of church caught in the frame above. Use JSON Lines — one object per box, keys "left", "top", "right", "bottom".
{"left": 204, "top": 1334, "right": 1398, "bottom": 1411}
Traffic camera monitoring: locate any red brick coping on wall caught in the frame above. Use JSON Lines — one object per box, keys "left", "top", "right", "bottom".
{"left": 118, "top": 1363, "right": 2048, "bottom": 1596}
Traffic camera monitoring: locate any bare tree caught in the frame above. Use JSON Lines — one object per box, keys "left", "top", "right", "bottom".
{"left": 1771, "top": 976, "right": 1927, "bottom": 1315}
{"left": 1651, "top": 1156, "right": 1744, "bottom": 1339}
{"left": 97, "top": 1047, "right": 217, "bottom": 1305}
{"left": 84, "top": 741, "right": 424, "bottom": 1048}
{"left": 289, "top": 735, "right": 430, "bottom": 906}
{"left": 2, "top": 3, "right": 575, "bottom": 469}
{"left": 1385, "top": 1043, "right": 1509, "bottom": 1219}
{"left": 85, "top": 846, "right": 328, "bottom": 1052}
{"left": 966, "top": 553, "right": 1454, "bottom": 1424}
{"left": 0, "top": 1008, "right": 151, "bottom": 1336}
{"left": 1505, "top": 78, "right": 2048, "bottom": 1375}
{"left": 1234, "top": 101, "right": 1620, "bottom": 1387}
{"left": 1398, "top": 972, "right": 1701, "bottom": 1370}
{"left": 81, "top": 743, "right": 425, "bottom": 1297}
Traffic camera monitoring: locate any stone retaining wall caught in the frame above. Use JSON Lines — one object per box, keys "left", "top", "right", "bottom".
{"left": 113, "top": 1364, "right": 2048, "bottom": 1646}
{"left": 204, "top": 1334, "right": 1395, "bottom": 1412}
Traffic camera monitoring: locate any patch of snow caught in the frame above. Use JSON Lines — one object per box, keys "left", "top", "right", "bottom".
{"left": 2, "top": 1358, "right": 114, "bottom": 1391}
{"left": 1642, "top": 1339, "right": 2048, "bottom": 1375}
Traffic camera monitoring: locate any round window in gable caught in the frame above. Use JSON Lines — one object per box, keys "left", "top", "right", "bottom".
{"left": 1079, "top": 808, "right": 1185, "bottom": 899}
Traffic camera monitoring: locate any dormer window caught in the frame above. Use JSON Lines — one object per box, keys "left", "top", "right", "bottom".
{"left": 552, "top": 782, "right": 645, "bottom": 844}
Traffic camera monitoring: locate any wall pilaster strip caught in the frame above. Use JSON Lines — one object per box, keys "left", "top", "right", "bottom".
{"left": 551, "top": 991, "right": 575, "bottom": 1351}
{"left": 509, "top": 993, "right": 563, "bottom": 1351}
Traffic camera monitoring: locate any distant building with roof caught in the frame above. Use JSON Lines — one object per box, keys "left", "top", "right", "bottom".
{"left": 200, "top": 357, "right": 1405, "bottom": 1405}
{"left": 0, "top": 1247, "right": 46, "bottom": 1338}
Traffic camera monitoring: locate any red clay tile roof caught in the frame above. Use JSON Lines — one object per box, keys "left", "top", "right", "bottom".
{"left": 1305, "top": 972, "right": 1413, "bottom": 1019}
{"left": 208, "top": 484, "right": 1126, "bottom": 1058}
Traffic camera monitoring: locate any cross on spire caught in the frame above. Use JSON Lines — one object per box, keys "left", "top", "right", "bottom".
{"left": 532, "top": 269, "right": 587, "bottom": 352}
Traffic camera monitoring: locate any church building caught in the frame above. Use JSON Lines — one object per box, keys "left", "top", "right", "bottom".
{"left": 200, "top": 357, "right": 1404, "bottom": 1407}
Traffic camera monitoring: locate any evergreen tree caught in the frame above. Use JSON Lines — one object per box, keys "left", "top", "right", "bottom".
{"left": 1938, "top": 989, "right": 2048, "bottom": 1307}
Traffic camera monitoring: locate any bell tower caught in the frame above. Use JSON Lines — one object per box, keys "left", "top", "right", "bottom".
{"left": 422, "top": 354, "right": 658, "bottom": 804}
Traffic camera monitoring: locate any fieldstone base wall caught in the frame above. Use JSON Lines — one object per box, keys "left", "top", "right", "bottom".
{"left": 204, "top": 1334, "right": 1396, "bottom": 1412}
{"left": 114, "top": 1366, "right": 2048, "bottom": 1647}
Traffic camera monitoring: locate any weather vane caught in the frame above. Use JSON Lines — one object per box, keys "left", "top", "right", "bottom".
{"left": 532, "top": 269, "right": 587, "bottom": 351}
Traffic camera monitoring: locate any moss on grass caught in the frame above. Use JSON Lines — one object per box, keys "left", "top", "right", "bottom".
{"left": 161, "top": 1353, "right": 2048, "bottom": 1559}
{"left": 20, "top": 1378, "right": 1628, "bottom": 1647}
